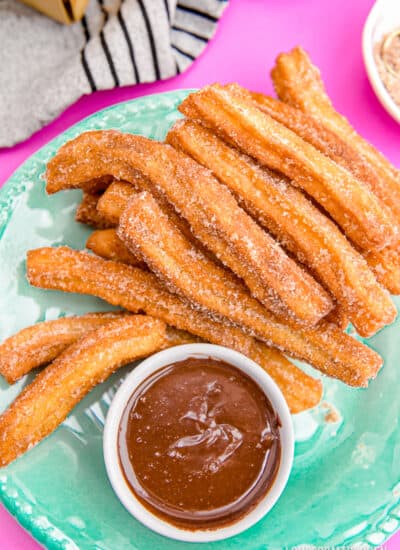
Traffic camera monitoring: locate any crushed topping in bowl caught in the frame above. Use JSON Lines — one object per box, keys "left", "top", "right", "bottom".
{"left": 374, "top": 30, "right": 400, "bottom": 107}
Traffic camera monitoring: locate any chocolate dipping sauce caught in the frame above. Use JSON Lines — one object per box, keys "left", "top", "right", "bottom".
{"left": 118, "top": 357, "right": 281, "bottom": 530}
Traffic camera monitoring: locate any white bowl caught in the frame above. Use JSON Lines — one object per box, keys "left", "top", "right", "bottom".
{"left": 362, "top": 0, "right": 400, "bottom": 124}
{"left": 103, "top": 344, "right": 294, "bottom": 543}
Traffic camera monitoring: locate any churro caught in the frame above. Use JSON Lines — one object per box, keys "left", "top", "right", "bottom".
{"left": 178, "top": 84, "right": 397, "bottom": 252}
{"left": 0, "top": 315, "right": 167, "bottom": 466}
{"left": 96, "top": 181, "right": 136, "bottom": 226}
{"left": 27, "top": 247, "right": 382, "bottom": 386}
{"left": 75, "top": 192, "right": 114, "bottom": 229}
{"left": 86, "top": 229, "right": 145, "bottom": 267}
{"left": 47, "top": 131, "right": 334, "bottom": 326}
{"left": 167, "top": 119, "right": 396, "bottom": 337}
{"left": 0, "top": 312, "right": 127, "bottom": 384}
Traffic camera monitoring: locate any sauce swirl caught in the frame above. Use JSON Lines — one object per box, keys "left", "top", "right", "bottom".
{"left": 118, "top": 357, "right": 281, "bottom": 530}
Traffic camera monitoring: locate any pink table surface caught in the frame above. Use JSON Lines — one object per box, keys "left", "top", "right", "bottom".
{"left": 0, "top": 0, "right": 399, "bottom": 548}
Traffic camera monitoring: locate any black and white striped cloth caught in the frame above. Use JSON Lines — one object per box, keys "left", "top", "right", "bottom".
{"left": 0, "top": 0, "right": 228, "bottom": 146}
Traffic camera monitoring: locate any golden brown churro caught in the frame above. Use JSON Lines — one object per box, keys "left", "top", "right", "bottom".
{"left": 96, "top": 181, "right": 136, "bottom": 226}
{"left": 86, "top": 229, "right": 145, "bottom": 267}
{"left": 178, "top": 85, "right": 397, "bottom": 252}
{"left": 167, "top": 119, "right": 396, "bottom": 337}
{"left": 0, "top": 315, "right": 167, "bottom": 466}
{"left": 75, "top": 192, "right": 114, "bottom": 229}
{"left": 47, "top": 131, "right": 334, "bottom": 326}
{"left": 26, "top": 247, "right": 382, "bottom": 387}
{"left": 0, "top": 312, "right": 127, "bottom": 384}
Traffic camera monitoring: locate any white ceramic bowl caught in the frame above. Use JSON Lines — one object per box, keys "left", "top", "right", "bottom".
{"left": 362, "top": 0, "right": 400, "bottom": 123}
{"left": 103, "top": 344, "right": 294, "bottom": 543}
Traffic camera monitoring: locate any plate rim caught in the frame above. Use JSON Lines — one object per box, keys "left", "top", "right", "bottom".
{"left": 0, "top": 89, "right": 196, "bottom": 226}
{"left": 0, "top": 89, "right": 399, "bottom": 549}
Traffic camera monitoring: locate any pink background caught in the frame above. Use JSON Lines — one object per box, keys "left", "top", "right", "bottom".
{"left": 0, "top": 0, "right": 399, "bottom": 548}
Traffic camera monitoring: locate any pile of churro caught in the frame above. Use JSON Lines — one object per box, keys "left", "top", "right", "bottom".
{"left": 1, "top": 47, "right": 399, "bottom": 467}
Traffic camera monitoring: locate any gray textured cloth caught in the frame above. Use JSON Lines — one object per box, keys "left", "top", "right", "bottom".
{"left": 0, "top": 0, "right": 228, "bottom": 147}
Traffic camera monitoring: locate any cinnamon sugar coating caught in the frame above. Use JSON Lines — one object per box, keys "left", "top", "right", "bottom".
{"left": 167, "top": 119, "right": 396, "bottom": 337}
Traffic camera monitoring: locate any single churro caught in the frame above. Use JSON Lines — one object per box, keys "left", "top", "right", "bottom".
{"left": 0, "top": 315, "right": 167, "bottom": 466}
{"left": 0, "top": 312, "right": 127, "bottom": 384}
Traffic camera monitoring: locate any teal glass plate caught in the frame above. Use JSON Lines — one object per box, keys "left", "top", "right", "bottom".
{"left": 0, "top": 91, "right": 399, "bottom": 550}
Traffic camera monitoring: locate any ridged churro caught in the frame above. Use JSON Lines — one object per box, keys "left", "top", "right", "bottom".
{"left": 96, "top": 181, "right": 136, "bottom": 226}
{"left": 0, "top": 312, "right": 127, "bottom": 384}
{"left": 75, "top": 192, "right": 113, "bottom": 229}
{"left": 249, "top": 92, "right": 387, "bottom": 193}
{"left": 178, "top": 84, "right": 397, "bottom": 252}
{"left": 86, "top": 229, "right": 145, "bottom": 267}
{"left": 46, "top": 131, "right": 334, "bottom": 326}
{"left": 167, "top": 119, "right": 396, "bottom": 337}
{"left": 26, "top": 247, "right": 382, "bottom": 387}
{"left": 0, "top": 315, "right": 167, "bottom": 466}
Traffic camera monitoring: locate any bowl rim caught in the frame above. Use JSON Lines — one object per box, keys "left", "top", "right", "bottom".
{"left": 103, "top": 343, "right": 294, "bottom": 543}
{"left": 362, "top": 0, "right": 400, "bottom": 124}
